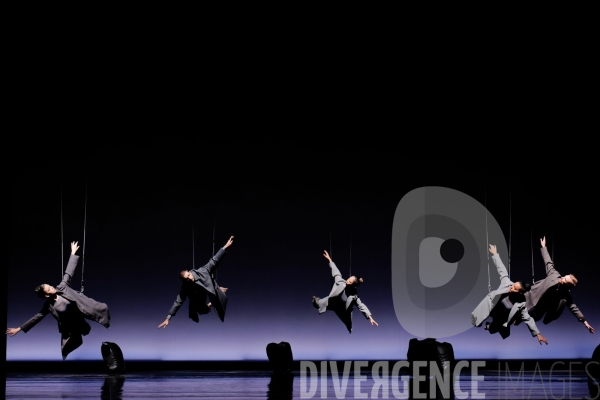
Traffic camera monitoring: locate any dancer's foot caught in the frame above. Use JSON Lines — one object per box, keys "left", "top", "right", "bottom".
{"left": 484, "top": 322, "right": 490, "bottom": 331}
{"left": 207, "top": 302, "right": 212, "bottom": 308}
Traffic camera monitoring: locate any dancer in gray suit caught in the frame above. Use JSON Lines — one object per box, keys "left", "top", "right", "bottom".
{"left": 158, "top": 235, "right": 233, "bottom": 328}
{"left": 312, "top": 250, "right": 378, "bottom": 333}
{"left": 525, "top": 236, "right": 594, "bottom": 334}
{"left": 5, "top": 241, "right": 111, "bottom": 359}
{"left": 471, "top": 244, "right": 548, "bottom": 344}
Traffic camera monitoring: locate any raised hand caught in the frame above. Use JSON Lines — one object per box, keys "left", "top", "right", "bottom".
{"left": 223, "top": 236, "right": 234, "bottom": 249}
{"left": 489, "top": 244, "right": 497, "bottom": 255}
{"left": 323, "top": 250, "right": 332, "bottom": 263}
{"left": 71, "top": 241, "right": 79, "bottom": 255}
{"left": 540, "top": 236, "right": 546, "bottom": 248}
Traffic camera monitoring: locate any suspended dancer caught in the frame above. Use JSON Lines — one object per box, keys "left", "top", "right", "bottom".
{"left": 524, "top": 236, "right": 594, "bottom": 333}
{"left": 312, "top": 250, "right": 378, "bottom": 333}
{"left": 5, "top": 241, "right": 111, "bottom": 359}
{"left": 158, "top": 235, "right": 234, "bottom": 328}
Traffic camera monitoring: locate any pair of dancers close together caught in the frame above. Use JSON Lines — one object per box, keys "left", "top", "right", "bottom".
{"left": 471, "top": 236, "right": 595, "bottom": 345}
{"left": 6, "top": 235, "right": 594, "bottom": 359}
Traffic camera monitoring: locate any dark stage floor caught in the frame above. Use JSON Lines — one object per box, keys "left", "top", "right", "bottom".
{"left": 4, "top": 360, "right": 599, "bottom": 399}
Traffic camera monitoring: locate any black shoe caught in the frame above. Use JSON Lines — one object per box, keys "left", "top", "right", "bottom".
{"left": 312, "top": 296, "right": 320, "bottom": 309}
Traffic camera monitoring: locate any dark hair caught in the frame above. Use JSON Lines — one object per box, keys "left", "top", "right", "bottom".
{"left": 179, "top": 270, "right": 188, "bottom": 281}
{"left": 34, "top": 284, "right": 46, "bottom": 299}
{"left": 508, "top": 291, "right": 526, "bottom": 304}
{"left": 517, "top": 281, "right": 531, "bottom": 294}
{"left": 353, "top": 276, "right": 364, "bottom": 287}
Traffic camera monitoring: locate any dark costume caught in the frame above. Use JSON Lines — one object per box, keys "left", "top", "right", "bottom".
{"left": 313, "top": 261, "right": 372, "bottom": 333}
{"left": 19, "top": 254, "right": 111, "bottom": 359}
{"left": 525, "top": 246, "right": 586, "bottom": 325}
{"left": 167, "top": 247, "right": 228, "bottom": 323}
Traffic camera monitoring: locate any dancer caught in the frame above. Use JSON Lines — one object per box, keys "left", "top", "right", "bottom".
{"left": 312, "top": 250, "right": 378, "bottom": 333}
{"left": 158, "top": 235, "right": 234, "bottom": 328}
{"left": 525, "top": 236, "right": 594, "bottom": 333}
{"left": 471, "top": 244, "right": 548, "bottom": 344}
{"left": 5, "top": 241, "right": 111, "bottom": 359}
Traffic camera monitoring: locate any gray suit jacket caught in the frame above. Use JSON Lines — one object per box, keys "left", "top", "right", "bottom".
{"left": 20, "top": 253, "right": 111, "bottom": 358}
{"left": 315, "top": 262, "right": 372, "bottom": 333}
{"left": 471, "top": 253, "right": 540, "bottom": 337}
{"left": 168, "top": 247, "right": 228, "bottom": 322}
{"left": 525, "top": 246, "right": 585, "bottom": 324}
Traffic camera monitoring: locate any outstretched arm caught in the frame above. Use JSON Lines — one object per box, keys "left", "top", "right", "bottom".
{"left": 540, "top": 237, "right": 558, "bottom": 276}
{"left": 517, "top": 306, "right": 548, "bottom": 345}
{"left": 324, "top": 250, "right": 342, "bottom": 279}
{"left": 565, "top": 293, "right": 594, "bottom": 333}
{"left": 61, "top": 241, "right": 80, "bottom": 287}
{"left": 9, "top": 303, "right": 51, "bottom": 334}
{"left": 5, "top": 327, "right": 21, "bottom": 336}
{"left": 356, "top": 297, "right": 378, "bottom": 326}
{"left": 223, "top": 236, "right": 234, "bottom": 250}
{"left": 489, "top": 244, "right": 510, "bottom": 286}
{"left": 158, "top": 286, "right": 188, "bottom": 328}
{"left": 202, "top": 236, "right": 234, "bottom": 275}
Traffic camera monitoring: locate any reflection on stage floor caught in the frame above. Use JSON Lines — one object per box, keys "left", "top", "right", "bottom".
{"left": 5, "top": 361, "right": 599, "bottom": 399}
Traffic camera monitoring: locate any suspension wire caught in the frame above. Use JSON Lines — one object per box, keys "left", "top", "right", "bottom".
{"left": 329, "top": 223, "right": 332, "bottom": 257}
{"left": 550, "top": 180, "right": 555, "bottom": 262}
{"left": 531, "top": 225, "right": 534, "bottom": 284}
{"left": 192, "top": 225, "right": 195, "bottom": 269}
{"left": 508, "top": 181, "right": 512, "bottom": 278}
{"left": 189, "top": 141, "right": 196, "bottom": 271}
{"left": 60, "top": 181, "right": 64, "bottom": 278}
{"left": 190, "top": 149, "right": 195, "bottom": 270}
{"left": 81, "top": 179, "right": 88, "bottom": 293}
{"left": 530, "top": 187, "right": 534, "bottom": 285}
{"left": 551, "top": 214, "right": 555, "bottom": 263}
{"left": 484, "top": 179, "right": 491, "bottom": 292}
{"left": 349, "top": 234, "right": 352, "bottom": 277}
{"left": 212, "top": 213, "right": 216, "bottom": 280}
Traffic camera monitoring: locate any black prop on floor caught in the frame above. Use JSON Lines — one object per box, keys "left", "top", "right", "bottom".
{"left": 589, "top": 343, "right": 600, "bottom": 399}
{"left": 101, "top": 341, "right": 126, "bottom": 373}
{"left": 590, "top": 342, "right": 600, "bottom": 380}
{"left": 266, "top": 341, "right": 293, "bottom": 374}
{"left": 407, "top": 337, "right": 455, "bottom": 373}
{"left": 407, "top": 338, "right": 456, "bottom": 399}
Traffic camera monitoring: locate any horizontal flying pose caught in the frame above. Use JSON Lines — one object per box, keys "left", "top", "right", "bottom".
{"left": 6, "top": 241, "right": 111, "bottom": 359}
{"left": 524, "top": 236, "right": 594, "bottom": 334}
{"left": 312, "top": 250, "right": 378, "bottom": 333}
{"left": 158, "top": 235, "right": 234, "bottom": 328}
{"left": 471, "top": 244, "right": 548, "bottom": 345}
